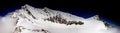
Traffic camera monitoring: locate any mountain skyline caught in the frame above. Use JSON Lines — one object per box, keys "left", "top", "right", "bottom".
{"left": 0, "top": 0, "right": 119, "bottom": 26}
{"left": 0, "top": 4, "right": 119, "bottom": 33}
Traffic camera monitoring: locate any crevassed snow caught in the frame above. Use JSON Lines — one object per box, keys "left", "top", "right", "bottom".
{"left": 0, "top": 4, "right": 119, "bottom": 33}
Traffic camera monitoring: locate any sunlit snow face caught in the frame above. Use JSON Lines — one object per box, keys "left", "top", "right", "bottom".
{"left": 0, "top": 5, "right": 119, "bottom": 33}
{"left": 0, "top": 15, "right": 119, "bottom": 33}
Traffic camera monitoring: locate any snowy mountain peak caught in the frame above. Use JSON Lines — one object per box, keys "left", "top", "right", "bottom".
{"left": 22, "top": 4, "right": 32, "bottom": 9}
{"left": 0, "top": 4, "right": 118, "bottom": 33}
{"left": 88, "top": 15, "right": 100, "bottom": 20}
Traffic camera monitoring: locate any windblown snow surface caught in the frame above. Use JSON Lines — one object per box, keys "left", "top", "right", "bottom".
{"left": 0, "top": 4, "right": 119, "bottom": 33}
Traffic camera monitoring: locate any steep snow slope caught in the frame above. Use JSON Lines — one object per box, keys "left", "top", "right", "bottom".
{"left": 0, "top": 4, "right": 119, "bottom": 33}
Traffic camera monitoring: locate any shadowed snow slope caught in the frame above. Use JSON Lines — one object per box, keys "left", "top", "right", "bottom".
{"left": 0, "top": 4, "right": 119, "bottom": 33}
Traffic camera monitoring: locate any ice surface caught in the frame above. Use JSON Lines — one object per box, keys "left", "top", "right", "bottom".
{"left": 0, "top": 4, "right": 119, "bottom": 33}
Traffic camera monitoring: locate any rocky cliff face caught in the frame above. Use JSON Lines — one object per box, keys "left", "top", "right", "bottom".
{"left": 0, "top": 4, "right": 117, "bottom": 33}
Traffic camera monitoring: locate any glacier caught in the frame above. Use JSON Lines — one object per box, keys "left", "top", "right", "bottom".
{"left": 0, "top": 4, "right": 119, "bottom": 33}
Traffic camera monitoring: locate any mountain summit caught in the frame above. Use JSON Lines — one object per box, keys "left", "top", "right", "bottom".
{"left": 0, "top": 4, "right": 118, "bottom": 33}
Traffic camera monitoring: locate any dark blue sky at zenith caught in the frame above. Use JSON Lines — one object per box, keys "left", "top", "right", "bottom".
{"left": 0, "top": 4, "right": 117, "bottom": 26}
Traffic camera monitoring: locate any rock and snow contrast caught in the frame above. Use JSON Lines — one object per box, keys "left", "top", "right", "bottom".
{"left": 0, "top": 4, "right": 119, "bottom": 33}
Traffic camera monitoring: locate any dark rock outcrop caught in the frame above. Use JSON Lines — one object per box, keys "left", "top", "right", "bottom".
{"left": 45, "top": 15, "right": 84, "bottom": 25}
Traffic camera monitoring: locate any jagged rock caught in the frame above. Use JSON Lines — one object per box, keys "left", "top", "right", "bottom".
{"left": 0, "top": 4, "right": 118, "bottom": 33}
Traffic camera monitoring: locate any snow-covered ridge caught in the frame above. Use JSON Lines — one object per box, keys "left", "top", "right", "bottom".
{"left": 0, "top": 4, "right": 119, "bottom": 33}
